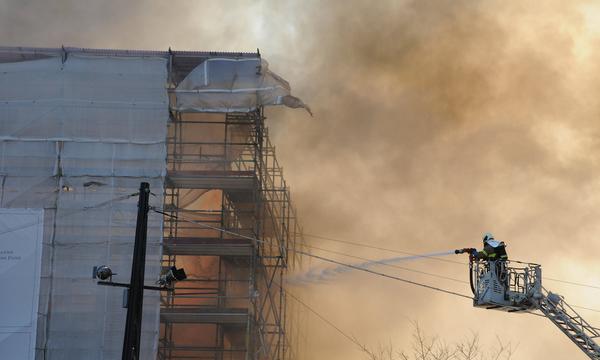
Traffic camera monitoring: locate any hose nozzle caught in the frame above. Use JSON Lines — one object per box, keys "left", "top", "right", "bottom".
{"left": 455, "top": 248, "right": 476, "bottom": 255}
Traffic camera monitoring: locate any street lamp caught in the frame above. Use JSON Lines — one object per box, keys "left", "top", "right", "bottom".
{"left": 92, "top": 182, "right": 186, "bottom": 360}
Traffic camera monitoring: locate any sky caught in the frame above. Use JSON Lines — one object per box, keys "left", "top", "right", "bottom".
{"left": 2, "top": 0, "right": 600, "bottom": 359}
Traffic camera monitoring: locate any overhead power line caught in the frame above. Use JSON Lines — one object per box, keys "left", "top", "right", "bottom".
{"left": 570, "top": 305, "right": 600, "bottom": 314}
{"left": 0, "top": 191, "right": 140, "bottom": 237}
{"left": 300, "top": 232, "right": 464, "bottom": 265}
{"left": 544, "top": 277, "right": 600, "bottom": 291}
{"left": 305, "top": 244, "right": 468, "bottom": 284}
{"left": 300, "top": 232, "right": 600, "bottom": 291}
{"left": 155, "top": 209, "right": 600, "bottom": 292}
{"left": 295, "top": 250, "right": 600, "bottom": 326}
{"left": 304, "top": 246, "right": 600, "bottom": 313}
{"left": 295, "top": 250, "right": 473, "bottom": 300}
{"left": 152, "top": 209, "right": 600, "bottom": 315}
{"left": 153, "top": 208, "right": 471, "bottom": 299}
{"left": 277, "top": 282, "right": 366, "bottom": 352}
{"left": 305, "top": 244, "right": 600, "bottom": 315}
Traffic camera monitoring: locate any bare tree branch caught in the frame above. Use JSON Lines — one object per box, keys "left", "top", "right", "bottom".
{"left": 356, "top": 323, "right": 514, "bottom": 360}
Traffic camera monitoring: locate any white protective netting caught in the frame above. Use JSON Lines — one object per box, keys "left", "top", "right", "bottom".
{"left": 173, "top": 58, "right": 311, "bottom": 114}
{"left": 0, "top": 54, "right": 168, "bottom": 359}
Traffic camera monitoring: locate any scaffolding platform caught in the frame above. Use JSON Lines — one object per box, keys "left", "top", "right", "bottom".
{"left": 160, "top": 307, "right": 249, "bottom": 324}
{"left": 163, "top": 237, "right": 254, "bottom": 256}
{"left": 160, "top": 110, "right": 305, "bottom": 360}
{"left": 166, "top": 170, "right": 257, "bottom": 190}
{"left": 157, "top": 345, "right": 246, "bottom": 357}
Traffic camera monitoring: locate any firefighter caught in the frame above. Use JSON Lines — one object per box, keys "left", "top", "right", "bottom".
{"left": 454, "top": 233, "right": 508, "bottom": 261}
{"left": 455, "top": 233, "right": 510, "bottom": 300}
{"left": 476, "top": 233, "right": 509, "bottom": 298}
{"left": 473, "top": 233, "right": 508, "bottom": 261}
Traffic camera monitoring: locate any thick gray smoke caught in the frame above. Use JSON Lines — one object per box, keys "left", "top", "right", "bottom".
{"left": 2, "top": 1, "right": 600, "bottom": 359}
{"left": 270, "top": 2, "right": 600, "bottom": 359}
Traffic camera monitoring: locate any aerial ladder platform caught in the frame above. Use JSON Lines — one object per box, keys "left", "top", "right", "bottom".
{"left": 467, "top": 259, "right": 600, "bottom": 359}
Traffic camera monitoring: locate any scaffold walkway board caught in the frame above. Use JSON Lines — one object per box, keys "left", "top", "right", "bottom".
{"left": 163, "top": 237, "right": 253, "bottom": 256}
{"left": 166, "top": 170, "right": 257, "bottom": 190}
{"left": 160, "top": 308, "right": 249, "bottom": 324}
{"left": 157, "top": 345, "right": 246, "bottom": 356}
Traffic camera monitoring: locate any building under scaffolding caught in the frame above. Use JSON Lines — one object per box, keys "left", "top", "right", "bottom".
{"left": 0, "top": 46, "right": 306, "bottom": 360}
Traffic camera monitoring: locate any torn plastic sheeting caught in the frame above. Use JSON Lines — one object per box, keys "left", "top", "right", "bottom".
{"left": 173, "top": 58, "right": 311, "bottom": 115}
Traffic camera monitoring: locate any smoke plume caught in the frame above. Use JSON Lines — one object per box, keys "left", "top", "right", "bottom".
{"left": 2, "top": 0, "right": 600, "bottom": 359}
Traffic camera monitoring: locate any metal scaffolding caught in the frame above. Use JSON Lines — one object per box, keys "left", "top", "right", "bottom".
{"left": 0, "top": 46, "right": 306, "bottom": 360}
{"left": 158, "top": 54, "right": 304, "bottom": 359}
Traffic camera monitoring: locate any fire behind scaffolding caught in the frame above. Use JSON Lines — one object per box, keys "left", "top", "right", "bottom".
{"left": 455, "top": 234, "right": 600, "bottom": 359}
{"left": 0, "top": 46, "right": 308, "bottom": 360}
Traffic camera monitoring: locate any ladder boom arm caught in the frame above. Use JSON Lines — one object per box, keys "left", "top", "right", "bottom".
{"left": 538, "top": 289, "right": 600, "bottom": 359}
{"left": 469, "top": 260, "right": 600, "bottom": 358}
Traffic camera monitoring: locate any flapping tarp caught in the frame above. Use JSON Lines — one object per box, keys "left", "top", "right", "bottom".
{"left": 173, "top": 58, "right": 311, "bottom": 114}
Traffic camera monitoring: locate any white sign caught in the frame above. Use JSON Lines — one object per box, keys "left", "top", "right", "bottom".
{"left": 0, "top": 209, "right": 44, "bottom": 360}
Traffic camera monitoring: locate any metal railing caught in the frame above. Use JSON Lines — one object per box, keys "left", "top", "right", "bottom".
{"left": 471, "top": 260, "right": 541, "bottom": 309}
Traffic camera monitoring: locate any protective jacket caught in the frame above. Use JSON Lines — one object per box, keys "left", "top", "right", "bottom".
{"left": 474, "top": 240, "right": 508, "bottom": 261}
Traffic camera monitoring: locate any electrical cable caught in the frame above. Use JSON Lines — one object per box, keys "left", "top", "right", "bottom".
{"left": 300, "top": 232, "right": 464, "bottom": 265}
{"left": 155, "top": 208, "right": 376, "bottom": 353}
{"left": 304, "top": 244, "right": 468, "bottom": 285}
{"left": 297, "top": 252, "right": 600, "bottom": 328}
{"left": 300, "top": 232, "right": 600, "bottom": 292}
{"left": 0, "top": 191, "right": 140, "bottom": 237}
{"left": 570, "top": 305, "right": 600, "bottom": 314}
{"left": 152, "top": 207, "right": 261, "bottom": 243}
{"left": 158, "top": 208, "right": 600, "bottom": 293}
{"left": 154, "top": 207, "right": 472, "bottom": 300}
{"left": 154, "top": 208, "right": 600, "bottom": 314}
{"left": 305, "top": 244, "right": 600, "bottom": 314}
{"left": 305, "top": 244, "right": 600, "bottom": 315}
{"left": 276, "top": 282, "right": 366, "bottom": 352}
{"left": 280, "top": 278, "right": 600, "bottom": 354}
{"left": 544, "top": 278, "right": 600, "bottom": 291}
{"left": 295, "top": 250, "right": 473, "bottom": 300}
